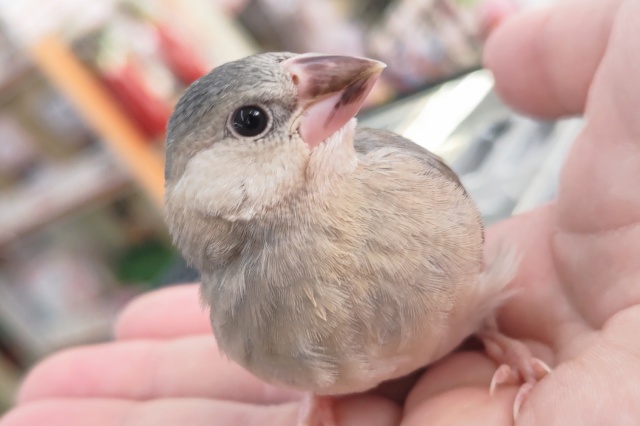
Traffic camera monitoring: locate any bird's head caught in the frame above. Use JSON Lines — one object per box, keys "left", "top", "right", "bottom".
{"left": 164, "top": 52, "right": 385, "bottom": 221}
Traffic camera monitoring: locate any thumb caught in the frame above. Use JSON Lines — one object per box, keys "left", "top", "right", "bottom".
{"left": 484, "top": 0, "right": 621, "bottom": 118}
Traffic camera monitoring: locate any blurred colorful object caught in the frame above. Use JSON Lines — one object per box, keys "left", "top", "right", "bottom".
{"left": 114, "top": 238, "right": 179, "bottom": 288}
{"left": 367, "top": 0, "right": 491, "bottom": 92}
{"left": 99, "top": 58, "right": 171, "bottom": 139}
{"left": 77, "top": 1, "right": 211, "bottom": 140}
{"left": 153, "top": 21, "right": 209, "bottom": 85}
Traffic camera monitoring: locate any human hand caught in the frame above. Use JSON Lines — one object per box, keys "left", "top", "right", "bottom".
{"left": 0, "top": 284, "right": 402, "bottom": 426}
{"left": 3, "top": 0, "right": 640, "bottom": 424}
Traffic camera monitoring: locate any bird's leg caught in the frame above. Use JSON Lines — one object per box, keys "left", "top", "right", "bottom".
{"left": 298, "top": 394, "right": 337, "bottom": 426}
{"left": 478, "top": 318, "right": 552, "bottom": 419}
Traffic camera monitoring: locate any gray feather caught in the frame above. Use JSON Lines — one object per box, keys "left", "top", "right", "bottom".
{"left": 354, "top": 127, "right": 463, "bottom": 187}
{"left": 164, "top": 53, "right": 491, "bottom": 396}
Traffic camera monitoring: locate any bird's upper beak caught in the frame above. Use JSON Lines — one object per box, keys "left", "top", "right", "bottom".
{"left": 281, "top": 53, "right": 386, "bottom": 149}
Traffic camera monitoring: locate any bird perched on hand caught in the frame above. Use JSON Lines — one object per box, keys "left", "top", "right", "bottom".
{"left": 164, "top": 52, "right": 550, "bottom": 424}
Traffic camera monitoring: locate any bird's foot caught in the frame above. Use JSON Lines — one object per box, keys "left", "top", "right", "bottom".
{"left": 298, "top": 394, "right": 337, "bottom": 426}
{"left": 479, "top": 327, "right": 551, "bottom": 419}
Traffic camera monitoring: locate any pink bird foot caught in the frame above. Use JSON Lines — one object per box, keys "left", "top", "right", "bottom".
{"left": 479, "top": 324, "right": 552, "bottom": 419}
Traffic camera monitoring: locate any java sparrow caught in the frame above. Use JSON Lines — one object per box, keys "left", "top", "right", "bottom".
{"left": 164, "top": 52, "right": 550, "bottom": 424}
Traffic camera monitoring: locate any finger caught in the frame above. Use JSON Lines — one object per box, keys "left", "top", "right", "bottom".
{"left": 518, "top": 306, "right": 640, "bottom": 425}
{"left": 403, "top": 353, "right": 515, "bottom": 426}
{"left": 0, "top": 398, "right": 299, "bottom": 426}
{"left": 486, "top": 205, "right": 577, "bottom": 345}
{"left": 404, "top": 352, "right": 497, "bottom": 412}
{"left": 18, "top": 337, "right": 301, "bottom": 404}
{"left": 555, "top": 0, "right": 640, "bottom": 234}
{"left": 114, "top": 284, "right": 211, "bottom": 340}
{"left": 484, "top": 0, "right": 622, "bottom": 118}
{"left": 403, "top": 387, "right": 514, "bottom": 426}
{"left": 1, "top": 397, "right": 401, "bottom": 426}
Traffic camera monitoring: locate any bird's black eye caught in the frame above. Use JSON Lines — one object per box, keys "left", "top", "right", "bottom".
{"left": 231, "top": 106, "right": 269, "bottom": 137}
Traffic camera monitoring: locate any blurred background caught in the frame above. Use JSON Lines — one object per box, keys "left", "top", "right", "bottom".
{"left": 0, "top": 0, "right": 579, "bottom": 411}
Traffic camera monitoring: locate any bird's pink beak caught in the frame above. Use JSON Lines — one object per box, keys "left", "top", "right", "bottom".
{"left": 281, "top": 53, "right": 386, "bottom": 149}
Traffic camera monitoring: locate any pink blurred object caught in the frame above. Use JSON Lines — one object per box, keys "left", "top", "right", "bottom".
{"left": 154, "top": 21, "right": 209, "bottom": 85}
{"left": 479, "top": 0, "right": 519, "bottom": 37}
{"left": 101, "top": 58, "right": 172, "bottom": 140}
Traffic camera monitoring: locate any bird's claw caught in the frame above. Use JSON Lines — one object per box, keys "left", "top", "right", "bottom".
{"left": 480, "top": 324, "right": 552, "bottom": 420}
{"left": 488, "top": 357, "right": 552, "bottom": 419}
{"left": 489, "top": 364, "right": 519, "bottom": 396}
{"left": 489, "top": 357, "right": 551, "bottom": 395}
{"left": 513, "top": 382, "right": 535, "bottom": 419}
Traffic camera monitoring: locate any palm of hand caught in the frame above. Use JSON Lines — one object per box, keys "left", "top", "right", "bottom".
{"left": 401, "top": 2, "right": 640, "bottom": 423}
{"left": 3, "top": 1, "right": 640, "bottom": 425}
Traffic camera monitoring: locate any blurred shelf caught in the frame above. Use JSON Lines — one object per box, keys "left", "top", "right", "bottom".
{"left": 0, "top": 3, "right": 249, "bottom": 370}
{"left": 0, "top": 273, "right": 125, "bottom": 364}
{"left": 0, "top": 352, "right": 19, "bottom": 410}
{"left": 0, "top": 61, "right": 34, "bottom": 101}
{"left": 361, "top": 70, "right": 580, "bottom": 224}
{"left": 27, "top": 35, "right": 165, "bottom": 207}
{"left": 513, "top": 117, "right": 583, "bottom": 214}
{"left": 359, "top": 69, "right": 495, "bottom": 153}
{"left": 0, "top": 0, "right": 265, "bottom": 219}
{"left": 0, "top": 150, "right": 132, "bottom": 247}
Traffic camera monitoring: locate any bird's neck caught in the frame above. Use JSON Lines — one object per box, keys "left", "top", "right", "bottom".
{"left": 305, "top": 119, "right": 358, "bottom": 194}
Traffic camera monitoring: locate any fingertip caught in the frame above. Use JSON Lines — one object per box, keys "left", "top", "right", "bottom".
{"left": 16, "top": 342, "right": 158, "bottom": 404}
{"left": 0, "top": 399, "right": 135, "bottom": 426}
{"left": 17, "top": 352, "right": 61, "bottom": 403}
{"left": 483, "top": 0, "right": 619, "bottom": 119}
{"left": 0, "top": 401, "right": 61, "bottom": 426}
{"left": 16, "top": 346, "right": 93, "bottom": 404}
{"left": 114, "top": 284, "right": 211, "bottom": 340}
{"left": 483, "top": 8, "right": 563, "bottom": 118}
{"left": 477, "top": 0, "right": 520, "bottom": 39}
{"left": 0, "top": 405, "right": 29, "bottom": 426}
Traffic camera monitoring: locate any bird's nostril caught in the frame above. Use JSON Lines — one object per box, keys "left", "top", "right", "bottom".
{"left": 292, "top": 74, "right": 300, "bottom": 85}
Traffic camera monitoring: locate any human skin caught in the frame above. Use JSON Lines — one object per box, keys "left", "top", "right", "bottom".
{"left": 2, "top": 0, "right": 640, "bottom": 424}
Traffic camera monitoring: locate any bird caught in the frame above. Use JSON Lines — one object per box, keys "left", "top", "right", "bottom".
{"left": 164, "top": 52, "right": 551, "bottom": 424}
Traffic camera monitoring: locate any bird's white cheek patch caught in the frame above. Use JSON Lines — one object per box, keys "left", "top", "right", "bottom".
{"left": 173, "top": 142, "right": 308, "bottom": 220}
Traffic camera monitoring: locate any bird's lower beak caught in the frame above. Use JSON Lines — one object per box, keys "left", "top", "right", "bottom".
{"left": 281, "top": 53, "right": 386, "bottom": 149}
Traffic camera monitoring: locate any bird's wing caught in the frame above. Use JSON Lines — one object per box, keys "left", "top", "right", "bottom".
{"left": 353, "top": 127, "right": 463, "bottom": 188}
